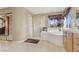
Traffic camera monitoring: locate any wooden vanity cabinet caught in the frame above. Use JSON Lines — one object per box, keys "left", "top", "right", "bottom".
{"left": 63, "top": 32, "right": 67, "bottom": 50}
{"left": 64, "top": 31, "right": 79, "bottom": 52}
{"left": 73, "top": 33, "right": 79, "bottom": 52}
{"left": 63, "top": 31, "right": 73, "bottom": 52}
{"left": 66, "top": 32, "right": 73, "bottom": 52}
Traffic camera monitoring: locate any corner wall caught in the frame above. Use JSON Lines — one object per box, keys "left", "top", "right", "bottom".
{"left": 12, "top": 7, "right": 33, "bottom": 41}
{"left": 32, "top": 15, "right": 48, "bottom": 38}
{"left": 0, "top": 7, "right": 32, "bottom": 41}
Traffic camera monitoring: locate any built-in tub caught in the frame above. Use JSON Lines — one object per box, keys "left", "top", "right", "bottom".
{"left": 41, "top": 28, "right": 64, "bottom": 47}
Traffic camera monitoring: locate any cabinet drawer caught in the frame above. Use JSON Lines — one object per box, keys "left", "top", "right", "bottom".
{"left": 73, "top": 45, "right": 79, "bottom": 52}
{"left": 73, "top": 33, "right": 79, "bottom": 39}
{"left": 73, "top": 39, "right": 79, "bottom": 44}
{"left": 73, "top": 34, "right": 79, "bottom": 46}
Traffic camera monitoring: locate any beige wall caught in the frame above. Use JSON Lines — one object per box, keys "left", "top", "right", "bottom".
{"left": 0, "top": 8, "right": 14, "bottom": 40}
{"left": 0, "top": 7, "right": 32, "bottom": 41}
{"left": 26, "top": 14, "right": 33, "bottom": 37}
{"left": 12, "top": 7, "right": 33, "bottom": 41}
{"left": 12, "top": 8, "right": 26, "bottom": 41}
{"left": 0, "top": 7, "right": 66, "bottom": 41}
{"left": 32, "top": 12, "right": 63, "bottom": 37}
{"left": 32, "top": 15, "right": 48, "bottom": 38}
{"left": 33, "top": 15, "right": 40, "bottom": 37}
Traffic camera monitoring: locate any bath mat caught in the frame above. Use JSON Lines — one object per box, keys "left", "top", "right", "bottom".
{"left": 24, "top": 38, "right": 40, "bottom": 44}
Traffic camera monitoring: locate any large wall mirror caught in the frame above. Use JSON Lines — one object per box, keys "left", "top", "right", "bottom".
{"left": 0, "top": 16, "right": 9, "bottom": 35}
{"left": 48, "top": 15, "right": 64, "bottom": 28}
{"left": 0, "top": 17, "right": 5, "bottom": 34}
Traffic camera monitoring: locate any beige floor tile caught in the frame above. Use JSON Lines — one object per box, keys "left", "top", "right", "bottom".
{"left": 0, "top": 40, "right": 65, "bottom": 52}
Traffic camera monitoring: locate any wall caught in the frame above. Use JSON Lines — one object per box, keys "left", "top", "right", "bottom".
{"left": 0, "top": 7, "right": 32, "bottom": 41}
{"left": 12, "top": 8, "right": 25, "bottom": 41}
{"left": 33, "top": 15, "right": 40, "bottom": 37}
{"left": 32, "top": 15, "right": 48, "bottom": 38}
{"left": 32, "top": 12, "right": 62, "bottom": 38}
{"left": 12, "top": 7, "right": 32, "bottom": 41}
{"left": 26, "top": 14, "right": 33, "bottom": 37}
{"left": 0, "top": 8, "right": 14, "bottom": 40}
{"left": 0, "top": 7, "right": 64, "bottom": 41}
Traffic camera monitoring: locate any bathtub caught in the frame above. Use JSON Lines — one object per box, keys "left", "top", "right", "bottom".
{"left": 41, "top": 28, "right": 64, "bottom": 47}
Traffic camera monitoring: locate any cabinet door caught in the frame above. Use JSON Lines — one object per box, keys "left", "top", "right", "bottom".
{"left": 66, "top": 33, "right": 73, "bottom": 52}
{"left": 64, "top": 32, "right": 73, "bottom": 52}
{"left": 73, "top": 33, "right": 79, "bottom": 52}
{"left": 63, "top": 34, "right": 67, "bottom": 50}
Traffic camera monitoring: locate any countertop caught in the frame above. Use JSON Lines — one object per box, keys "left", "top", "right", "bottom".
{"left": 63, "top": 28, "right": 79, "bottom": 33}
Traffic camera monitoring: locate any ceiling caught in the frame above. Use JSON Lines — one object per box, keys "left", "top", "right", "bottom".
{"left": 26, "top": 7, "right": 65, "bottom": 14}
{"left": 0, "top": 7, "right": 79, "bottom": 14}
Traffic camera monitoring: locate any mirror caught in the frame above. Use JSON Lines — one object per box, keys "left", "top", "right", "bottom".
{"left": 0, "top": 16, "right": 9, "bottom": 35}
{"left": 0, "top": 17, "right": 5, "bottom": 35}
{"left": 48, "top": 15, "right": 64, "bottom": 28}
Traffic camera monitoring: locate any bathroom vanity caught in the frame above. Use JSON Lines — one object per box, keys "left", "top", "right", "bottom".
{"left": 63, "top": 30, "right": 73, "bottom": 52}
{"left": 63, "top": 30, "right": 79, "bottom": 52}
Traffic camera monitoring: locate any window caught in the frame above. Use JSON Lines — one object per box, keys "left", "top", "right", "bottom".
{"left": 75, "top": 13, "right": 79, "bottom": 27}
{"left": 48, "top": 16, "right": 64, "bottom": 28}
{"left": 65, "top": 12, "right": 71, "bottom": 28}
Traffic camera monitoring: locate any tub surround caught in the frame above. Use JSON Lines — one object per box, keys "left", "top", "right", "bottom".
{"left": 41, "top": 28, "right": 64, "bottom": 47}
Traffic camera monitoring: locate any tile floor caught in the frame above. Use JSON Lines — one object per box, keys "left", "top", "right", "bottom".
{"left": 0, "top": 40, "right": 66, "bottom": 52}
